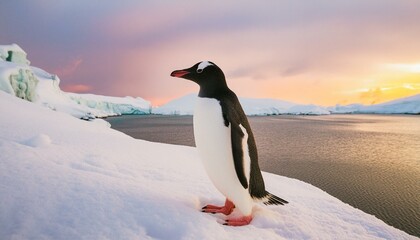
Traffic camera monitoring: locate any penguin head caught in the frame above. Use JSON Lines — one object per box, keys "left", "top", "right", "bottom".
{"left": 171, "top": 61, "right": 228, "bottom": 96}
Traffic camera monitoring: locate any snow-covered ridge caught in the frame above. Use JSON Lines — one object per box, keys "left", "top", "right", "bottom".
{"left": 156, "top": 93, "right": 420, "bottom": 116}
{"left": 154, "top": 94, "right": 331, "bottom": 115}
{"left": 329, "top": 94, "right": 420, "bottom": 114}
{"left": 67, "top": 93, "right": 151, "bottom": 116}
{"left": 0, "top": 44, "right": 151, "bottom": 119}
{"left": 1, "top": 44, "right": 418, "bottom": 119}
{"left": 0, "top": 90, "right": 416, "bottom": 239}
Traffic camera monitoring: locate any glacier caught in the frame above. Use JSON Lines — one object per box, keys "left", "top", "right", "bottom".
{"left": 0, "top": 44, "right": 151, "bottom": 119}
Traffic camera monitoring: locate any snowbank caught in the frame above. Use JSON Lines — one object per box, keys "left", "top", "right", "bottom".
{"left": 154, "top": 94, "right": 331, "bottom": 115}
{"left": 329, "top": 94, "right": 420, "bottom": 114}
{"left": 0, "top": 44, "right": 151, "bottom": 119}
{"left": 0, "top": 91, "right": 415, "bottom": 240}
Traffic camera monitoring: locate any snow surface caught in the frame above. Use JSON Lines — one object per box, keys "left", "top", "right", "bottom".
{"left": 329, "top": 94, "right": 420, "bottom": 114}
{"left": 154, "top": 94, "right": 331, "bottom": 115}
{"left": 0, "top": 44, "right": 151, "bottom": 119}
{"left": 0, "top": 91, "right": 416, "bottom": 240}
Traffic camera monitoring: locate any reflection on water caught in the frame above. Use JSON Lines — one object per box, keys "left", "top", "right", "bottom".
{"left": 106, "top": 114, "right": 420, "bottom": 237}
{"left": 251, "top": 115, "right": 420, "bottom": 238}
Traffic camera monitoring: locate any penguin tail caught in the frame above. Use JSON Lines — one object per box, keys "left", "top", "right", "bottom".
{"left": 261, "top": 191, "right": 289, "bottom": 205}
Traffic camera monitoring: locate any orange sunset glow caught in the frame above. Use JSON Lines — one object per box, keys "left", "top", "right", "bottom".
{"left": 1, "top": 1, "right": 419, "bottom": 106}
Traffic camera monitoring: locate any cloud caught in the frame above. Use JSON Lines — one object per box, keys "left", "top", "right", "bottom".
{"left": 53, "top": 58, "right": 83, "bottom": 77}
{"left": 62, "top": 84, "right": 91, "bottom": 93}
{"left": 359, "top": 88, "right": 383, "bottom": 104}
{"left": 281, "top": 63, "right": 310, "bottom": 77}
{"left": 383, "top": 63, "right": 420, "bottom": 73}
{"left": 2, "top": 0, "right": 420, "bottom": 105}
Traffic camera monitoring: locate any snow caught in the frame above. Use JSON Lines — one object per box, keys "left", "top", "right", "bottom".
{"left": 329, "top": 94, "right": 420, "bottom": 114}
{"left": 0, "top": 91, "right": 416, "bottom": 239}
{"left": 0, "top": 43, "right": 30, "bottom": 65}
{"left": 153, "top": 94, "right": 197, "bottom": 115}
{"left": 0, "top": 44, "right": 151, "bottom": 119}
{"left": 0, "top": 45, "right": 418, "bottom": 238}
{"left": 68, "top": 93, "right": 151, "bottom": 116}
{"left": 22, "top": 134, "right": 52, "bottom": 148}
{"left": 149, "top": 93, "right": 420, "bottom": 115}
{"left": 328, "top": 103, "right": 365, "bottom": 114}
{"left": 155, "top": 93, "right": 419, "bottom": 116}
{"left": 154, "top": 94, "right": 331, "bottom": 115}
{"left": 239, "top": 97, "right": 295, "bottom": 115}
{"left": 0, "top": 60, "right": 32, "bottom": 96}
{"left": 32, "top": 66, "right": 151, "bottom": 118}
{"left": 2, "top": 44, "right": 417, "bottom": 119}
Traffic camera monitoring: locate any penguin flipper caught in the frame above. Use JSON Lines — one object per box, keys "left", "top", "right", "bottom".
{"left": 218, "top": 92, "right": 255, "bottom": 191}
{"left": 230, "top": 123, "right": 249, "bottom": 189}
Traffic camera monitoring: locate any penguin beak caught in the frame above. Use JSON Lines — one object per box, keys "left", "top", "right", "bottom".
{"left": 170, "top": 69, "right": 190, "bottom": 78}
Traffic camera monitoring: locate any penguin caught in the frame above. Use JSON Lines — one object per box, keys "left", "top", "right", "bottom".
{"left": 171, "top": 61, "right": 288, "bottom": 226}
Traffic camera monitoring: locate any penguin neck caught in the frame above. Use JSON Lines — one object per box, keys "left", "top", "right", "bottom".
{"left": 198, "top": 80, "right": 229, "bottom": 98}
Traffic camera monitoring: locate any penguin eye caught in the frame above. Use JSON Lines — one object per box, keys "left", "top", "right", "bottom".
{"left": 197, "top": 68, "right": 203, "bottom": 73}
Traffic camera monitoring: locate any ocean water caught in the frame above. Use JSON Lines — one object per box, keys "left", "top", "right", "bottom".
{"left": 106, "top": 114, "right": 420, "bottom": 237}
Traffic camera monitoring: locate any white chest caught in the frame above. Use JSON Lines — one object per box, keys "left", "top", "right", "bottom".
{"left": 193, "top": 97, "right": 253, "bottom": 215}
{"left": 193, "top": 97, "right": 234, "bottom": 187}
{"left": 193, "top": 97, "right": 231, "bottom": 162}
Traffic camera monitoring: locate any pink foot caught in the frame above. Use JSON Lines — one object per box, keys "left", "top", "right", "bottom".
{"left": 224, "top": 215, "right": 253, "bottom": 226}
{"left": 202, "top": 199, "right": 235, "bottom": 215}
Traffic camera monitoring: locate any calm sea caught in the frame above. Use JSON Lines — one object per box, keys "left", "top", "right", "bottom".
{"left": 106, "top": 114, "right": 420, "bottom": 237}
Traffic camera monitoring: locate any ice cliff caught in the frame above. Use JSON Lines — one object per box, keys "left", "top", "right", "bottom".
{"left": 0, "top": 44, "right": 151, "bottom": 119}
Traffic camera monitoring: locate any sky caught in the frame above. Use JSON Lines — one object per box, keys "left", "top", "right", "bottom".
{"left": 1, "top": 0, "right": 419, "bottom": 106}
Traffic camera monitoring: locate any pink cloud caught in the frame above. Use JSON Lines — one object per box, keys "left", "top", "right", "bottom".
{"left": 54, "top": 58, "right": 83, "bottom": 77}
{"left": 63, "top": 84, "right": 92, "bottom": 93}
